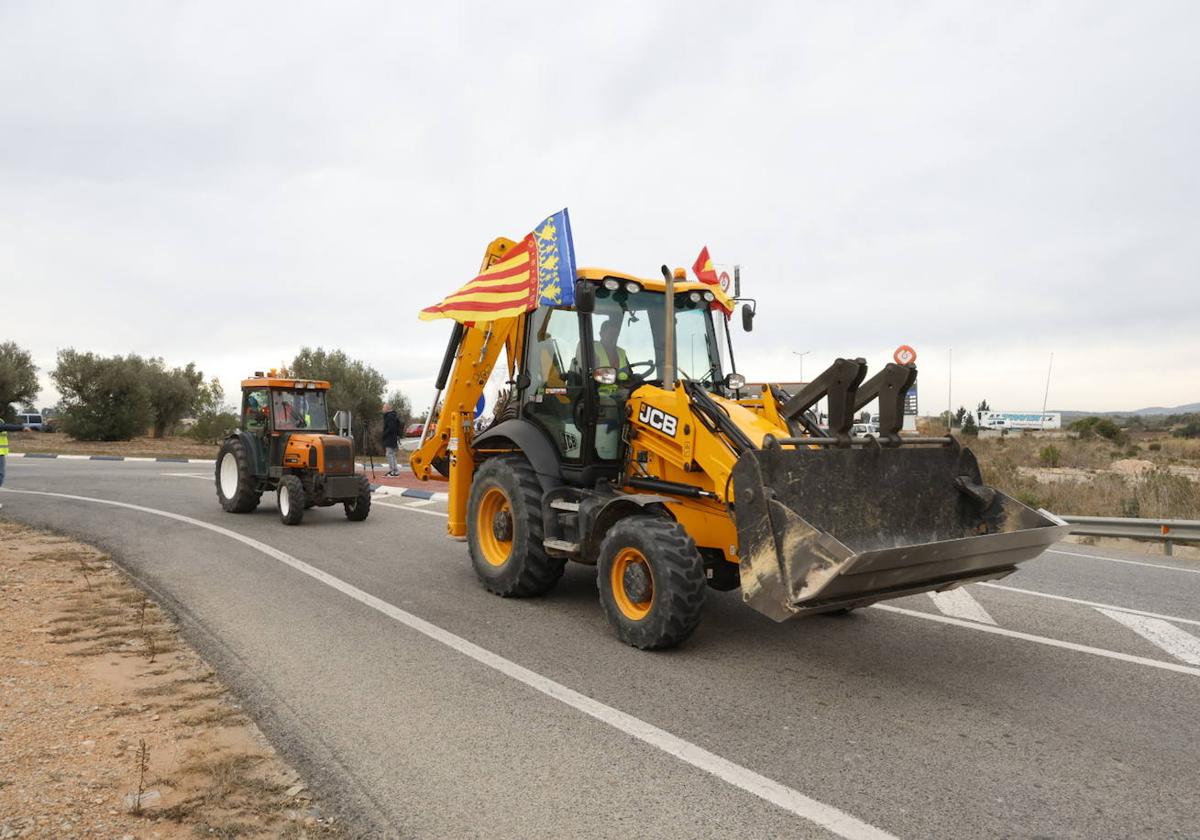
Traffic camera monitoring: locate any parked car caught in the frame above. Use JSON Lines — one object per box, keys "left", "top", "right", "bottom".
{"left": 17, "top": 412, "right": 46, "bottom": 431}
{"left": 850, "top": 423, "right": 880, "bottom": 437}
{"left": 403, "top": 423, "right": 425, "bottom": 438}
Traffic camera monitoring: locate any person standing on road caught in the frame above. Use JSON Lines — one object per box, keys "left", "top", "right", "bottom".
{"left": 0, "top": 421, "right": 24, "bottom": 509}
{"left": 381, "top": 404, "right": 401, "bottom": 477}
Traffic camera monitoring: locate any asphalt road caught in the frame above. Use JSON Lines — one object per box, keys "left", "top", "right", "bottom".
{"left": 3, "top": 458, "right": 1199, "bottom": 839}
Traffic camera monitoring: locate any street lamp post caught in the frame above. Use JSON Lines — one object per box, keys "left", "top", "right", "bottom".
{"left": 793, "top": 350, "right": 811, "bottom": 382}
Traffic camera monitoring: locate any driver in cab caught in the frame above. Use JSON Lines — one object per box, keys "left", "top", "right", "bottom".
{"left": 594, "top": 316, "right": 631, "bottom": 398}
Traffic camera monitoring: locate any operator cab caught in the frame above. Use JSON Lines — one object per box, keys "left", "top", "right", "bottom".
{"left": 240, "top": 372, "right": 332, "bottom": 436}
{"left": 519, "top": 269, "right": 737, "bottom": 475}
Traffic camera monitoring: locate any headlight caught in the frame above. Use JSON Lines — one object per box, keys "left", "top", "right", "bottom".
{"left": 688, "top": 291, "right": 701, "bottom": 302}
{"left": 703, "top": 291, "right": 714, "bottom": 302}
{"left": 603, "top": 278, "right": 620, "bottom": 290}
{"left": 624, "top": 282, "right": 641, "bottom": 294}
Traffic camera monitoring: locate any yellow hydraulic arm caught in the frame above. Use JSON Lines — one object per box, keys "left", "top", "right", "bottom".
{"left": 410, "top": 238, "right": 525, "bottom": 537}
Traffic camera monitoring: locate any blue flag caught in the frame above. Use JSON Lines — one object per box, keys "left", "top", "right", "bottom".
{"left": 532, "top": 208, "right": 576, "bottom": 308}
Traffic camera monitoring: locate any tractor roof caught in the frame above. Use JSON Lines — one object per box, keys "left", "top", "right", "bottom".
{"left": 576, "top": 267, "right": 721, "bottom": 296}
{"left": 241, "top": 374, "right": 331, "bottom": 390}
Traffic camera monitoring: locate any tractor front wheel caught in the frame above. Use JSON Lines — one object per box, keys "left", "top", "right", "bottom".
{"left": 467, "top": 456, "right": 564, "bottom": 597}
{"left": 277, "top": 475, "right": 305, "bottom": 525}
{"left": 344, "top": 474, "right": 372, "bottom": 521}
{"left": 596, "top": 515, "right": 706, "bottom": 650}
{"left": 215, "top": 438, "right": 260, "bottom": 513}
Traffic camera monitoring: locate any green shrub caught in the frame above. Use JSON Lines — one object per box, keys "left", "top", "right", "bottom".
{"left": 1148, "top": 442, "right": 1162, "bottom": 452}
{"left": 1124, "top": 445, "right": 1141, "bottom": 457}
{"left": 1038, "top": 445, "right": 1062, "bottom": 467}
{"left": 188, "top": 410, "right": 239, "bottom": 445}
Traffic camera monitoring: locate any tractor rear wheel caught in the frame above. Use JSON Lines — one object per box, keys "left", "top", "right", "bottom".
{"left": 467, "top": 456, "right": 564, "bottom": 597}
{"left": 215, "top": 438, "right": 260, "bottom": 513}
{"left": 277, "top": 475, "right": 305, "bottom": 525}
{"left": 597, "top": 515, "right": 706, "bottom": 650}
{"left": 344, "top": 474, "right": 372, "bottom": 521}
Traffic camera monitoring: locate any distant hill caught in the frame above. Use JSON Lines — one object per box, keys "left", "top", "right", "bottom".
{"left": 1131, "top": 402, "right": 1200, "bottom": 415}
{"left": 1056, "top": 402, "right": 1199, "bottom": 421}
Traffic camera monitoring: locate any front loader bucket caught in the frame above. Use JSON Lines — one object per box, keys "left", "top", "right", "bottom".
{"left": 731, "top": 441, "right": 1069, "bottom": 621}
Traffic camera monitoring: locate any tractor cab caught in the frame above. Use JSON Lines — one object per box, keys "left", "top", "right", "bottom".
{"left": 515, "top": 269, "right": 739, "bottom": 475}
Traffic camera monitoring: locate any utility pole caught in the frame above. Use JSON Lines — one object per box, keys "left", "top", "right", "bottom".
{"left": 947, "top": 346, "right": 953, "bottom": 431}
{"left": 1041, "top": 352, "right": 1054, "bottom": 431}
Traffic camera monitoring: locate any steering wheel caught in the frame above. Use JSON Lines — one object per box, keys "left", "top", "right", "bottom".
{"left": 626, "top": 360, "right": 656, "bottom": 381}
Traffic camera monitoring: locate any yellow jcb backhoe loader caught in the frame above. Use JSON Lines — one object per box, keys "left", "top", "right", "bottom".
{"left": 412, "top": 241, "right": 1068, "bottom": 649}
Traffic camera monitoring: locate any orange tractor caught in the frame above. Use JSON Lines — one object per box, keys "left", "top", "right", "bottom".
{"left": 215, "top": 371, "right": 371, "bottom": 525}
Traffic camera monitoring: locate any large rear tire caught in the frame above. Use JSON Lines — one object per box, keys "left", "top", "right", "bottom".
{"left": 467, "top": 456, "right": 564, "bottom": 597}
{"left": 597, "top": 515, "right": 706, "bottom": 650}
{"left": 344, "top": 474, "right": 372, "bottom": 521}
{"left": 277, "top": 475, "right": 305, "bottom": 525}
{"left": 215, "top": 438, "right": 260, "bottom": 513}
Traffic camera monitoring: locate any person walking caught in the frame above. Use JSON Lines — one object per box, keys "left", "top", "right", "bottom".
{"left": 0, "top": 420, "right": 25, "bottom": 509}
{"left": 381, "top": 404, "right": 401, "bottom": 477}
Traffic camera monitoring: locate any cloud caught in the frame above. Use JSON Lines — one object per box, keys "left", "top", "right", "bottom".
{"left": 2, "top": 1, "right": 1196, "bottom": 414}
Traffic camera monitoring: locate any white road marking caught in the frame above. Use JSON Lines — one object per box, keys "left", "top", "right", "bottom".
{"left": 0, "top": 487, "right": 893, "bottom": 840}
{"left": 927, "top": 588, "right": 995, "bottom": 624}
{"left": 162, "top": 472, "right": 210, "bottom": 480}
{"left": 872, "top": 604, "right": 1200, "bottom": 677}
{"left": 1047, "top": 548, "right": 1200, "bottom": 575}
{"left": 374, "top": 501, "right": 449, "bottom": 518}
{"left": 1097, "top": 609, "right": 1200, "bottom": 666}
{"left": 979, "top": 582, "right": 1200, "bottom": 628}
{"left": 402, "top": 498, "right": 436, "bottom": 507}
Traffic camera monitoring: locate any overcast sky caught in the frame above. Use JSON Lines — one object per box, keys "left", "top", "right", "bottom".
{"left": 3, "top": 2, "right": 1197, "bottom": 416}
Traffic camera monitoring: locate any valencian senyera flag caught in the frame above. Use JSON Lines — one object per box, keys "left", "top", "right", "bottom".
{"left": 419, "top": 208, "right": 577, "bottom": 322}
{"left": 692, "top": 245, "right": 735, "bottom": 314}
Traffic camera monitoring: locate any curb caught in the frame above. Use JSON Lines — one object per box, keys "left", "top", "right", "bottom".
{"left": 7, "top": 453, "right": 216, "bottom": 464}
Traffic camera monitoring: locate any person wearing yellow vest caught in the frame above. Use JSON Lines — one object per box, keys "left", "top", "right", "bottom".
{"left": 593, "top": 317, "right": 630, "bottom": 459}
{"left": 0, "top": 420, "right": 23, "bottom": 508}
{"left": 593, "top": 317, "right": 631, "bottom": 398}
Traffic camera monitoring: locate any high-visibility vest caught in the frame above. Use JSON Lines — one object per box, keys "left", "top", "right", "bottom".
{"left": 593, "top": 342, "right": 630, "bottom": 397}
{"left": 0, "top": 431, "right": 8, "bottom": 456}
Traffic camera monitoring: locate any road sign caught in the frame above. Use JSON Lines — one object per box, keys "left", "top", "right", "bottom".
{"left": 714, "top": 263, "right": 735, "bottom": 293}
{"left": 475, "top": 394, "right": 486, "bottom": 419}
{"left": 903, "top": 384, "right": 918, "bottom": 415}
{"left": 894, "top": 344, "right": 917, "bottom": 365}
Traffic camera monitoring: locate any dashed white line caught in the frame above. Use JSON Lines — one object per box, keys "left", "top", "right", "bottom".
{"left": 872, "top": 603, "right": 1200, "bottom": 677}
{"left": 927, "top": 588, "right": 996, "bottom": 624}
{"left": 1097, "top": 609, "right": 1200, "bottom": 666}
{"left": 161, "top": 472, "right": 210, "bottom": 480}
{"left": 1047, "top": 548, "right": 1200, "bottom": 575}
{"left": 0, "top": 486, "right": 894, "bottom": 840}
{"left": 978, "top": 582, "right": 1200, "bottom": 628}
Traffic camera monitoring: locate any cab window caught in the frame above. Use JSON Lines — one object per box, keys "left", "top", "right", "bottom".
{"left": 243, "top": 389, "right": 269, "bottom": 432}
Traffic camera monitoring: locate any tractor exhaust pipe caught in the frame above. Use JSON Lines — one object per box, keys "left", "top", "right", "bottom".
{"left": 660, "top": 265, "right": 676, "bottom": 387}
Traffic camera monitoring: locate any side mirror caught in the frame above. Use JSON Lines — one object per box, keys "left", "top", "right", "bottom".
{"left": 574, "top": 281, "right": 595, "bottom": 314}
{"left": 511, "top": 371, "right": 532, "bottom": 390}
{"left": 741, "top": 304, "right": 755, "bottom": 332}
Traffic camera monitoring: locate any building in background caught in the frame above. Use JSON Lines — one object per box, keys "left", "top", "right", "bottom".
{"left": 977, "top": 411, "right": 1062, "bottom": 431}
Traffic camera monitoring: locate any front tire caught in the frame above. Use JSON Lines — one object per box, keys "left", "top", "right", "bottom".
{"left": 344, "top": 474, "right": 372, "bottom": 521}
{"left": 277, "top": 475, "right": 305, "bottom": 525}
{"left": 215, "top": 438, "right": 260, "bottom": 513}
{"left": 467, "top": 456, "right": 564, "bottom": 597}
{"left": 597, "top": 515, "right": 706, "bottom": 650}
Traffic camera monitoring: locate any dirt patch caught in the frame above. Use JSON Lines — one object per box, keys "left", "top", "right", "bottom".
{"left": 0, "top": 523, "right": 340, "bottom": 838}
{"left": 8, "top": 433, "right": 217, "bottom": 461}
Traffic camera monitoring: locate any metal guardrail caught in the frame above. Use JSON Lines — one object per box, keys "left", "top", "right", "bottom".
{"left": 1060, "top": 515, "right": 1200, "bottom": 556}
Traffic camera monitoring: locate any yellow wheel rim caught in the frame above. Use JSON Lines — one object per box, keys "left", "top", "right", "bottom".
{"left": 611, "top": 547, "right": 654, "bottom": 621}
{"left": 477, "top": 487, "right": 513, "bottom": 567}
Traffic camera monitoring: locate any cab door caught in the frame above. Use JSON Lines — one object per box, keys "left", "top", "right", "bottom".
{"left": 520, "top": 305, "right": 592, "bottom": 462}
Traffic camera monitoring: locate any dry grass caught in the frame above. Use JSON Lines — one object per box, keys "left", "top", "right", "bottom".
{"left": 8, "top": 430, "right": 217, "bottom": 459}
{"left": 0, "top": 522, "right": 342, "bottom": 839}
{"left": 968, "top": 433, "right": 1200, "bottom": 517}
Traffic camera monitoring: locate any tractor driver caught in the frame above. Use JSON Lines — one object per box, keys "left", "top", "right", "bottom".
{"left": 593, "top": 316, "right": 630, "bottom": 459}
{"left": 275, "top": 392, "right": 305, "bottom": 429}
{"left": 593, "top": 316, "right": 631, "bottom": 398}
